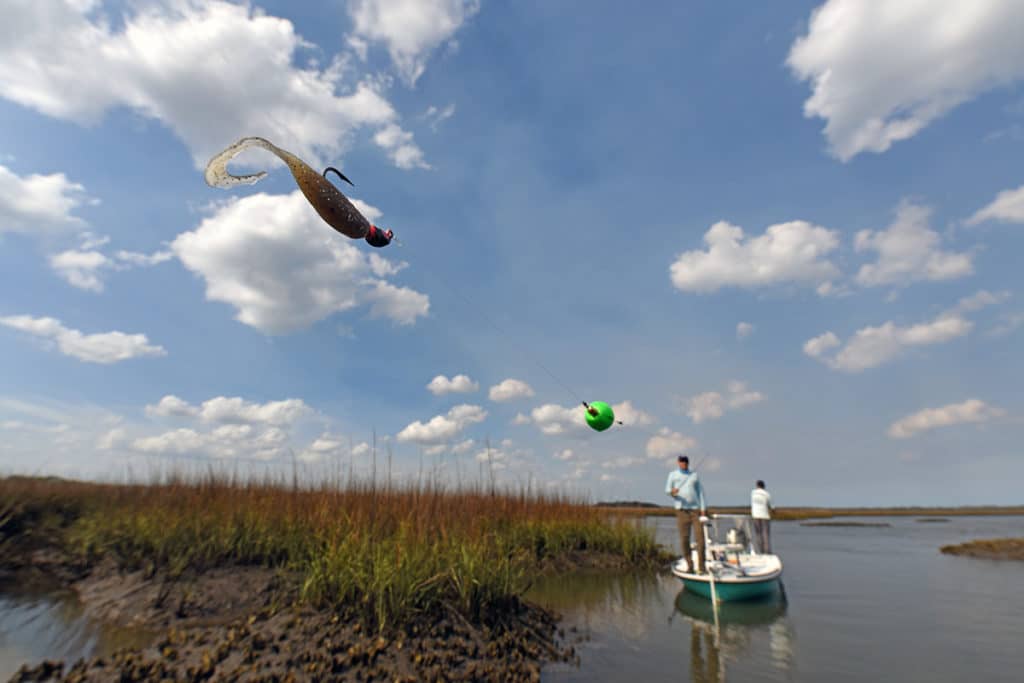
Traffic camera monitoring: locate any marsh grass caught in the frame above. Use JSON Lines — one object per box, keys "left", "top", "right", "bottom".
{"left": 0, "top": 472, "right": 663, "bottom": 630}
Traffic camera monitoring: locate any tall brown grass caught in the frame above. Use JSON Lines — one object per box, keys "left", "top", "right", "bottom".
{"left": 0, "top": 472, "right": 663, "bottom": 630}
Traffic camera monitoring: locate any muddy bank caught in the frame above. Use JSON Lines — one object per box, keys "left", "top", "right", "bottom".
{"left": 4, "top": 547, "right": 583, "bottom": 682}
{"left": 8, "top": 579, "right": 583, "bottom": 682}
{"left": 940, "top": 538, "right": 1024, "bottom": 561}
{"left": 11, "top": 600, "right": 578, "bottom": 683}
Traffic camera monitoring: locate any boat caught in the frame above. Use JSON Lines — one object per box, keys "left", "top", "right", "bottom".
{"left": 671, "top": 513, "right": 783, "bottom": 602}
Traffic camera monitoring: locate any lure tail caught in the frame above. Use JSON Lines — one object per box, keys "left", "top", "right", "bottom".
{"left": 204, "top": 136, "right": 287, "bottom": 188}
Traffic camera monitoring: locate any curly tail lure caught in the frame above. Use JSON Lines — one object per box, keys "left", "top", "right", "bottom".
{"left": 204, "top": 136, "right": 371, "bottom": 241}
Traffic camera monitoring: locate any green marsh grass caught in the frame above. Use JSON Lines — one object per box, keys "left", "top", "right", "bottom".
{"left": 0, "top": 473, "right": 664, "bottom": 630}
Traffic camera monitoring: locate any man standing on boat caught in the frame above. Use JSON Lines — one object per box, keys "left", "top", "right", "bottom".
{"left": 666, "top": 455, "right": 707, "bottom": 574}
{"left": 751, "top": 480, "right": 773, "bottom": 554}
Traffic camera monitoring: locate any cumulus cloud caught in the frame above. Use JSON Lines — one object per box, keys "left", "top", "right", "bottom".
{"left": 519, "top": 400, "right": 649, "bottom": 436}
{"left": 48, "top": 233, "right": 172, "bottom": 292}
{"left": 426, "top": 374, "right": 478, "bottom": 395}
{"left": 488, "top": 378, "right": 535, "bottom": 402}
{"left": 967, "top": 183, "right": 1024, "bottom": 226}
{"left": 171, "top": 192, "right": 428, "bottom": 334}
{"left": 0, "top": 163, "right": 92, "bottom": 235}
{"left": 0, "top": 0, "right": 424, "bottom": 170}
{"left": 787, "top": 0, "right": 1024, "bottom": 161}
{"left": 888, "top": 399, "right": 1006, "bottom": 439}
{"left": 804, "top": 314, "right": 971, "bottom": 372}
{"left": 854, "top": 202, "right": 972, "bottom": 287}
{"left": 553, "top": 448, "right": 574, "bottom": 461}
{"left": 736, "top": 322, "right": 754, "bottom": 340}
{"left": 684, "top": 381, "right": 764, "bottom": 423}
{"left": 670, "top": 220, "right": 840, "bottom": 293}
{"left": 144, "top": 395, "right": 312, "bottom": 426}
{"left": 611, "top": 401, "right": 655, "bottom": 427}
{"left": 346, "top": 0, "right": 481, "bottom": 85}
{"left": 645, "top": 428, "right": 698, "bottom": 461}
{"left": 374, "top": 123, "right": 430, "bottom": 169}
{"left": 0, "top": 315, "right": 166, "bottom": 364}
{"left": 145, "top": 395, "right": 199, "bottom": 418}
{"left": 396, "top": 404, "right": 487, "bottom": 445}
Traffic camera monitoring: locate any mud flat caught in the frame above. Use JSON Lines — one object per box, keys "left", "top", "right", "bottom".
{"left": 940, "top": 538, "right": 1024, "bottom": 561}
{"left": 2, "top": 475, "right": 665, "bottom": 682}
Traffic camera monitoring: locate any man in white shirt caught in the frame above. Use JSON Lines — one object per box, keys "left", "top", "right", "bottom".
{"left": 750, "top": 480, "right": 773, "bottom": 554}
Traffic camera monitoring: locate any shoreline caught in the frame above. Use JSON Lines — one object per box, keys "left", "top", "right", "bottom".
{"left": 4, "top": 542, "right": 640, "bottom": 682}
{"left": 595, "top": 505, "right": 1024, "bottom": 520}
{"left": 1, "top": 475, "right": 669, "bottom": 682}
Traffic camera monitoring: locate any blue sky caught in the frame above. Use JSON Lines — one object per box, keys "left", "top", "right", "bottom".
{"left": 2, "top": 0, "right": 1023, "bottom": 506}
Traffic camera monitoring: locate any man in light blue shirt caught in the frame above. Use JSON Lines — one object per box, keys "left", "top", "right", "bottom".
{"left": 665, "top": 454, "right": 707, "bottom": 574}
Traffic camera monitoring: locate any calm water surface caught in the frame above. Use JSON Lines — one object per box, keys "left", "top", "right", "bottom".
{"left": 529, "top": 515, "right": 1024, "bottom": 682}
{"left": 2, "top": 516, "right": 1021, "bottom": 681}
{"left": 0, "top": 586, "right": 150, "bottom": 681}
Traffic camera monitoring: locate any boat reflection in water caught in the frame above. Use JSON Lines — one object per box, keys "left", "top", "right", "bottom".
{"left": 674, "top": 589, "right": 795, "bottom": 682}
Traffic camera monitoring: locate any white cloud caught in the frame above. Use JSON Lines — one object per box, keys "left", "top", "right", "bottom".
{"left": 736, "top": 322, "right": 754, "bottom": 340}
{"left": 488, "top": 378, "right": 535, "bottom": 402}
{"left": 967, "top": 183, "right": 1024, "bottom": 226}
{"left": 426, "top": 373, "right": 478, "bottom": 395}
{"left": 451, "top": 439, "right": 475, "bottom": 455}
{"left": 612, "top": 400, "right": 655, "bottom": 427}
{"left": 947, "top": 289, "right": 1010, "bottom": 317}
{"left": 854, "top": 202, "right": 972, "bottom": 287}
{"left": 645, "top": 428, "right": 698, "bottom": 461}
{"left": 373, "top": 123, "right": 430, "bottom": 169}
{"left": 145, "top": 395, "right": 199, "bottom": 418}
{"left": 298, "top": 433, "right": 346, "bottom": 463}
{"left": 48, "top": 233, "right": 172, "bottom": 292}
{"left": 670, "top": 220, "right": 840, "bottom": 293}
{"left": 0, "top": 315, "right": 166, "bottom": 364}
{"left": 523, "top": 403, "right": 585, "bottom": 436}
{"left": 49, "top": 249, "right": 108, "bottom": 292}
{"left": 0, "top": 0, "right": 424, "bottom": 171}
{"left": 684, "top": 381, "right": 764, "bottom": 423}
{"left": 804, "top": 314, "right": 971, "bottom": 372}
{"left": 519, "top": 400, "right": 648, "bottom": 435}
{"left": 114, "top": 250, "right": 174, "bottom": 267}
{"left": 787, "top": 0, "right": 1024, "bottom": 161}
{"left": 423, "top": 103, "right": 456, "bottom": 130}
{"left": 888, "top": 399, "right": 1006, "bottom": 439}
{"left": 0, "top": 163, "right": 92, "bottom": 234}
{"left": 803, "top": 331, "right": 840, "bottom": 358}
{"left": 144, "top": 395, "right": 312, "bottom": 427}
{"left": 171, "top": 191, "right": 428, "bottom": 334}
{"left": 346, "top": 0, "right": 481, "bottom": 85}
{"left": 96, "top": 427, "right": 127, "bottom": 451}
{"left": 197, "top": 397, "right": 312, "bottom": 426}
{"left": 396, "top": 403, "right": 487, "bottom": 445}
{"left": 553, "top": 448, "right": 574, "bottom": 461}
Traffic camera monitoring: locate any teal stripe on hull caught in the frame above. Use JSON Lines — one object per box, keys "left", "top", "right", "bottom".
{"left": 683, "top": 578, "right": 778, "bottom": 602}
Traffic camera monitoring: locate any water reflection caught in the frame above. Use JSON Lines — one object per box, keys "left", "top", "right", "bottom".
{"left": 529, "top": 568, "right": 796, "bottom": 682}
{"left": 0, "top": 588, "right": 153, "bottom": 681}
{"left": 674, "top": 589, "right": 794, "bottom": 682}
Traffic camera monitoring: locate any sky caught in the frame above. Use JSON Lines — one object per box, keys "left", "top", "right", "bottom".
{"left": 1, "top": 0, "right": 1023, "bottom": 507}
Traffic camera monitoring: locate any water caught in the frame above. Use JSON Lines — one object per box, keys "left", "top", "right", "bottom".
{"left": 0, "top": 586, "right": 150, "bottom": 681}
{"left": 530, "top": 516, "right": 1024, "bottom": 682}
{"left": 1, "top": 517, "right": 1021, "bottom": 681}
